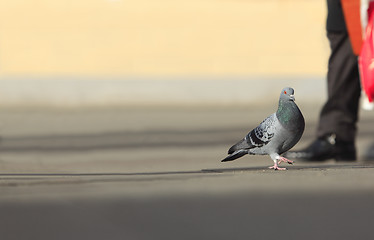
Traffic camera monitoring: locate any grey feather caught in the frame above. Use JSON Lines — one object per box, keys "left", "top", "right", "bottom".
{"left": 221, "top": 87, "right": 305, "bottom": 167}
{"left": 222, "top": 149, "right": 248, "bottom": 162}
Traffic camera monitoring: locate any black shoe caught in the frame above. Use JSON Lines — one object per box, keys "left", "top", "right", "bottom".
{"left": 284, "top": 134, "right": 356, "bottom": 161}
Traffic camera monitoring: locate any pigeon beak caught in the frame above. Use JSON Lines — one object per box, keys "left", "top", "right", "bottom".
{"left": 290, "top": 95, "right": 295, "bottom": 101}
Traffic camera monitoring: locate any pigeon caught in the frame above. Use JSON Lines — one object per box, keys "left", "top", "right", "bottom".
{"left": 222, "top": 87, "right": 305, "bottom": 170}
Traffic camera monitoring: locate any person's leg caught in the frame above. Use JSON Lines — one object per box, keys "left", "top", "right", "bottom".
{"left": 317, "top": 32, "right": 361, "bottom": 141}
{"left": 284, "top": 31, "right": 360, "bottom": 161}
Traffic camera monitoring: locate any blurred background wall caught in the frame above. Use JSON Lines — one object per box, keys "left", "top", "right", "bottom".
{"left": 0, "top": 0, "right": 328, "bottom": 106}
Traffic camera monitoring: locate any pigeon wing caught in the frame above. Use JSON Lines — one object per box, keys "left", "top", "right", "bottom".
{"left": 228, "top": 114, "right": 276, "bottom": 154}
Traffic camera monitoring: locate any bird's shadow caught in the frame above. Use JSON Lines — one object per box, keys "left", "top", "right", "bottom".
{"left": 1, "top": 163, "right": 374, "bottom": 179}
{"left": 205, "top": 163, "right": 374, "bottom": 173}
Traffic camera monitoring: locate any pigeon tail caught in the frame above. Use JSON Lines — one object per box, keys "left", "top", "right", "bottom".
{"left": 228, "top": 138, "right": 251, "bottom": 154}
{"left": 221, "top": 150, "right": 247, "bottom": 162}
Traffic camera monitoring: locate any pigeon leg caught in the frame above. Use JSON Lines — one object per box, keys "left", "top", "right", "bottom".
{"left": 268, "top": 154, "right": 287, "bottom": 170}
{"left": 268, "top": 159, "right": 286, "bottom": 170}
{"left": 268, "top": 164, "right": 286, "bottom": 170}
{"left": 277, "top": 156, "right": 294, "bottom": 165}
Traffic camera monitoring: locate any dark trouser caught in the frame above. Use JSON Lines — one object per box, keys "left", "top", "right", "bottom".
{"left": 317, "top": 31, "right": 361, "bottom": 142}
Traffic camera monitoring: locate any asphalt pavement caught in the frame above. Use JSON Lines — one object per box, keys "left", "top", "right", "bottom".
{"left": 0, "top": 104, "right": 373, "bottom": 240}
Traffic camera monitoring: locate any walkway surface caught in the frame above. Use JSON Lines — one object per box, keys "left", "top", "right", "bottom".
{"left": 0, "top": 104, "right": 373, "bottom": 240}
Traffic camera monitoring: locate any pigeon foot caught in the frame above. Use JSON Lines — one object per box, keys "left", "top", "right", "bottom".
{"left": 268, "top": 165, "right": 287, "bottom": 171}
{"left": 277, "top": 156, "right": 294, "bottom": 165}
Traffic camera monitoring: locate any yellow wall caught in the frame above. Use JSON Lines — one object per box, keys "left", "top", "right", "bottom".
{"left": 0, "top": 0, "right": 328, "bottom": 77}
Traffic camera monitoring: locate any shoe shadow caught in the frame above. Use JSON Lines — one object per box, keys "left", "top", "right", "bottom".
{"left": 204, "top": 163, "right": 374, "bottom": 173}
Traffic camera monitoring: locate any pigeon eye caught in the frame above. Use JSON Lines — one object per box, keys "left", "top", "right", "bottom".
{"left": 284, "top": 91, "right": 287, "bottom": 94}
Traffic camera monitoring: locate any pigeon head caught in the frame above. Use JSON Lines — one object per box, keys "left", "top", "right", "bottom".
{"left": 279, "top": 87, "right": 295, "bottom": 101}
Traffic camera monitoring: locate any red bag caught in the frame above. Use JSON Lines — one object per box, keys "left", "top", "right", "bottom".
{"left": 359, "top": 5, "right": 374, "bottom": 102}
{"left": 341, "top": 0, "right": 363, "bottom": 55}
